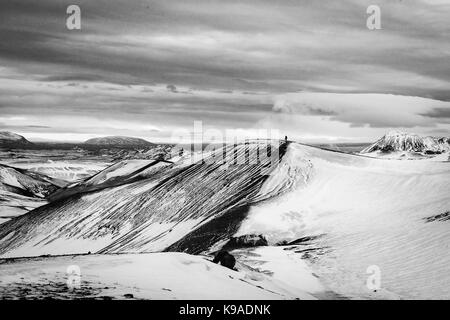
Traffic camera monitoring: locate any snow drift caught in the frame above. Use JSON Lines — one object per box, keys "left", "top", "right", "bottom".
{"left": 0, "top": 247, "right": 325, "bottom": 300}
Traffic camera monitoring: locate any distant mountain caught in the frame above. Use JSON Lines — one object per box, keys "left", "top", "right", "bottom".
{"left": 0, "top": 131, "right": 33, "bottom": 147}
{"left": 361, "top": 131, "right": 450, "bottom": 155}
{"left": 84, "top": 136, "right": 154, "bottom": 147}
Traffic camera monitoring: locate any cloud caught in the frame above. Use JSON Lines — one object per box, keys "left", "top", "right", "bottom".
{"left": 166, "top": 84, "right": 178, "bottom": 93}
{"left": 0, "top": 0, "right": 449, "bottom": 141}
{"left": 421, "top": 107, "right": 450, "bottom": 119}
{"left": 272, "top": 92, "right": 450, "bottom": 128}
{"left": 273, "top": 98, "right": 337, "bottom": 116}
{"left": 1, "top": 0, "right": 449, "bottom": 95}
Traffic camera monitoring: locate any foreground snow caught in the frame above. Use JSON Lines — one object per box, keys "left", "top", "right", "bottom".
{"left": 0, "top": 248, "right": 324, "bottom": 300}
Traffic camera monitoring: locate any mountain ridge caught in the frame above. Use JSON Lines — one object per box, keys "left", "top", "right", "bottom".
{"left": 84, "top": 136, "right": 154, "bottom": 146}
{"left": 0, "top": 131, "right": 33, "bottom": 147}
{"left": 361, "top": 130, "right": 450, "bottom": 155}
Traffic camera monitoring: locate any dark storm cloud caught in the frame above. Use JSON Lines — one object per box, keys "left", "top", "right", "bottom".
{"left": 273, "top": 105, "right": 338, "bottom": 116}
{"left": 421, "top": 107, "right": 450, "bottom": 119}
{"left": 1, "top": 0, "right": 449, "bottom": 93}
{"left": 166, "top": 85, "right": 178, "bottom": 93}
{"left": 272, "top": 92, "right": 450, "bottom": 129}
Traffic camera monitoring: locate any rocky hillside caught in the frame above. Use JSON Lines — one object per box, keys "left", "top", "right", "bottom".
{"left": 0, "top": 131, "right": 33, "bottom": 148}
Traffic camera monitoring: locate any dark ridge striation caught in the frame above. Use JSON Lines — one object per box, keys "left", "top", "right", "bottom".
{"left": 0, "top": 141, "right": 290, "bottom": 257}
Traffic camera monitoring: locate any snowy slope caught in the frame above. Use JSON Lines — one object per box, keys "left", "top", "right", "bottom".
{"left": 0, "top": 248, "right": 325, "bottom": 300}
{"left": 236, "top": 143, "right": 450, "bottom": 299}
{"left": 0, "top": 141, "right": 288, "bottom": 257}
{"left": 0, "top": 190, "right": 47, "bottom": 222}
{"left": 48, "top": 159, "right": 174, "bottom": 202}
{"left": 80, "top": 159, "right": 171, "bottom": 187}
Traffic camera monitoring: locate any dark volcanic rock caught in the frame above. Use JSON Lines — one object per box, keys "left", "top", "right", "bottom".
{"left": 424, "top": 212, "right": 450, "bottom": 223}
{"left": 212, "top": 251, "right": 236, "bottom": 270}
{"left": 223, "top": 234, "right": 268, "bottom": 250}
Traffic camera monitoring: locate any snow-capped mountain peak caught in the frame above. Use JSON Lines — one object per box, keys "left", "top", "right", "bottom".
{"left": 361, "top": 130, "right": 449, "bottom": 155}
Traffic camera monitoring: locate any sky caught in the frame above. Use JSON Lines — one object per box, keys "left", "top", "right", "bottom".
{"left": 0, "top": 0, "right": 449, "bottom": 143}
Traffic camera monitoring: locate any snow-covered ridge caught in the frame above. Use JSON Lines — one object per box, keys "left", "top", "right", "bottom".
{"left": 235, "top": 143, "right": 450, "bottom": 299}
{"left": 48, "top": 159, "right": 174, "bottom": 202}
{"left": 0, "top": 141, "right": 290, "bottom": 257}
